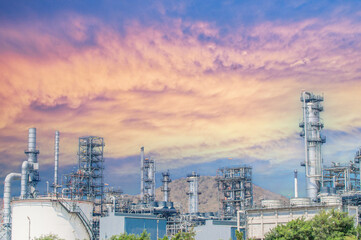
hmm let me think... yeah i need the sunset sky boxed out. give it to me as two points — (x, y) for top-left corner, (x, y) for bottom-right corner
(1, 1), (361, 197)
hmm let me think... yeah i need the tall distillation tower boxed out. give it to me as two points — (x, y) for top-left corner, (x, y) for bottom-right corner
(161, 171), (171, 202)
(140, 147), (156, 203)
(299, 91), (326, 200)
(187, 171), (201, 214)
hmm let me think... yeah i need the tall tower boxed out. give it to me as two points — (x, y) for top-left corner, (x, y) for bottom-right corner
(187, 171), (201, 214)
(300, 91), (325, 200)
(65, 136), (105, 239)
(161, 171), (171, 202)
(216, 166), (253, 218)
(140, 147), (156, 203)
(24, 128), (40, 198)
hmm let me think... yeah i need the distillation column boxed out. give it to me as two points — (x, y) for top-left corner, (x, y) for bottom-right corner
(54, 131), (59, 194)
(22, 128), (40, 198)
(187, 171), (201, 214)
(161, 171), (171, 202)
(140, 147), (156, 203)
(140, 147), (145, 201)
(300, 91), (325, 200)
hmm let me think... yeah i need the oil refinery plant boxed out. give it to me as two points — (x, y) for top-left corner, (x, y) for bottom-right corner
(1, 90), (361, 240)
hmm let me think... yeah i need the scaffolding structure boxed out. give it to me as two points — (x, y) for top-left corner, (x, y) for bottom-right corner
(65, 136), (105, 239)
(161, 171), (172, 202)
(140, 147), (156, 203)
(300, 91), (326, 201)
(322, 163), (360, 193)
(216, 166), (253, 218)
(186, 172), (201, 214)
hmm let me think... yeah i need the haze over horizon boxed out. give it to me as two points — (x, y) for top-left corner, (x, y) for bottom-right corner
(1, 0), (361, 197)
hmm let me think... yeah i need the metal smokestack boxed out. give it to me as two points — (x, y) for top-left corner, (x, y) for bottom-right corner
(27, 128), (37, 163)
(54, 131), (59, 193)
(294, 170), (298, 198)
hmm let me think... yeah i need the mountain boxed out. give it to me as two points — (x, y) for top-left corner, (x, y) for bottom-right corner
(154, 175), (289, 213)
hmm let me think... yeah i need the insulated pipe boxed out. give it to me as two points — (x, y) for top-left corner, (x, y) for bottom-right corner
(20, 161), (30, 199)
(294, 170), (298, 198)
(3, 172), (21, 240)
(54, 131), (59, 193)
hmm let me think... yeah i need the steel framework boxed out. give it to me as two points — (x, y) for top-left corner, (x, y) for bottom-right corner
(216, 166), (253, 218)
(140, 147), (156, 203)
(65, 136), (105, 240)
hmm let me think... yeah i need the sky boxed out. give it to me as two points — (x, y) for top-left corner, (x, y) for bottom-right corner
(1, 0), (361, 198)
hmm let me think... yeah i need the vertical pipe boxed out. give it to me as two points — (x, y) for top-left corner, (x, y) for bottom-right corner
(54, 131), (59, 193)
(140, 147), (144, 201)
(3, 173), (21, 240)
(27, 128), (37, 163)
(20, 161), (29, 199)
(294, 170), (298, 198)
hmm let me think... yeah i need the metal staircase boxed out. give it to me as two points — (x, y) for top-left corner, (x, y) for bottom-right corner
(57, 199), (94, 240)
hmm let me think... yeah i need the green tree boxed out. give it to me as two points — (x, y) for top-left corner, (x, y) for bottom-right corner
(265, 217), (312, 240)
(311, 209), (355, 239)
(265, 209), (357, 240)
(235, 230), (244, 240)
(33, 234), (65, 240)
(171, 228), (196, 240)
(110, 230), (150, 240)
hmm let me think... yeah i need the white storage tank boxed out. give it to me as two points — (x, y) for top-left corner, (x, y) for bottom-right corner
(290, 197), (311, 207)
(261, 199), (283, 208)
(11, 198), (93, 240)
(320, 196), (342, 206)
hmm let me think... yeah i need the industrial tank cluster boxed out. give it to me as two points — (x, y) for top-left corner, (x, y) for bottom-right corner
(2, 90), (361, 240)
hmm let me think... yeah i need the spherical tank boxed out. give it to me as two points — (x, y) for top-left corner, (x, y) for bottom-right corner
(11, 198), (93, 240)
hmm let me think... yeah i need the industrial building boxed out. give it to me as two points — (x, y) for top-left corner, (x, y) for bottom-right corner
(237, 91), (361, 239)
(2, 90), (361, 240)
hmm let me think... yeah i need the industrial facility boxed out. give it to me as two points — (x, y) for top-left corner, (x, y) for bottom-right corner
(1, 90), (361, 240)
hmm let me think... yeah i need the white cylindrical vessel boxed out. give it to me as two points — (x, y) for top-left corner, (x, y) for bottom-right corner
(11, 198), (93, 240)
(320, 196), (342, 206)
(290, 197), (311, 206)
(261, 199), (283, 208)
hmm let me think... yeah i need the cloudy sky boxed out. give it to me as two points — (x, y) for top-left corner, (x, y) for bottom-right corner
(1, 0), (361, 197)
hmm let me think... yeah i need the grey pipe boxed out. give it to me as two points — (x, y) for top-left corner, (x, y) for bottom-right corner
(294, 170), (298, 198)
(54, 131), (59, 193)
(27, 128), (37, 163)
(4, 172), (21, 240)
(20, 161), (30, 199)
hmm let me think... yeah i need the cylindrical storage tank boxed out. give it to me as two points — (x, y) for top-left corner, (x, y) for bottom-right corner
(158, 201), (167, 208)
(150, 201), (158, 207)
(11, 198), (93, 240)
(320, 196), (342, 206)
(166, 202), (174, 209)
(261, 199), (283, 208)
(290, 197), (311, 206)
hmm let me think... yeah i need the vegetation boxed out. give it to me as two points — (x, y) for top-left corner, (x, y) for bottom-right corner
(110, 230), (151, 240)
(33, 234), (65, 240)
(235, 230), (244, 240)
(110, 229), (195, 240)
(265, 209), (358, 240)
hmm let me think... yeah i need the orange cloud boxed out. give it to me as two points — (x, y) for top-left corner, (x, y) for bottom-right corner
(0, 14), (361, 177)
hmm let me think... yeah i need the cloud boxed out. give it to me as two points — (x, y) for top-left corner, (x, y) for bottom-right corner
(0, 10), (361, 198)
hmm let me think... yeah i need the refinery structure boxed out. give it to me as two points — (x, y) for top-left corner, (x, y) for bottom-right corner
(1, 90), (361, 240)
